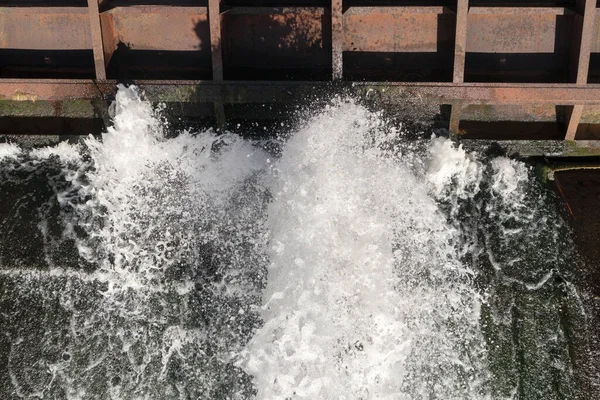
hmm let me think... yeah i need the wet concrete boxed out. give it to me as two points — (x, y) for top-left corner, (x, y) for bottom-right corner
(554, 169), (600, 295)
(554, 168), (600, 394)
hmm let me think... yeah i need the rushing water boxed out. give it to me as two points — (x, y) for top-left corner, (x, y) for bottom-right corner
(0, 86), (597, 399)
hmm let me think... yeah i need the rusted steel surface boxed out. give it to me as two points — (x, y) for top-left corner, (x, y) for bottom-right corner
(100, 7), (209, 51)
(99, 6), (211, 79)
(0, 8), (91, 50)
(469, 6), (572, 15)
(208, 0), (223, 81)
(3, 1), (600, 142)
(5, 80), (600, 104)
(466, 14), (570, 54)
(591, 8), (600, 52)
(449, 102), (464, 133)
(453, 0), (468, 83)
(343, 7), (453, 53)
(221, 7), (330, 80)
(566, 104), (585, 140)
(0, 80), (108, 101)
(87, 0), (107, 80)
(572, 0), (596, 84)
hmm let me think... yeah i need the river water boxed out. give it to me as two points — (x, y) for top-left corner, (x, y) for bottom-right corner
(0, 86), (598, 399)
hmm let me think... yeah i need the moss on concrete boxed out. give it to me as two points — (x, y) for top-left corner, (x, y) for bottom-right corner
(0, 101), (55, 117)
(62, 101), (96, 118)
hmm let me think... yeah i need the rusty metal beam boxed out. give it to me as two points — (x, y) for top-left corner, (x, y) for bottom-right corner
(565, 104), (584, 140)
(0, 80), (108, 101)
(0, 8), (91, 50)
(469, 7), (572, 16)
(208, 0), (223, 81)
(344, 6), (450, 16)
(0, 7), (87, 15)
(573, 0), (596, 84)
(222, 6), (323, 15)
(87, 0), (106, 81)
(102, 5), (208, 14)
(7, 80), (600, 105)
(331, 0), (343, 81)
(450, 1), (469, 134)
(449, 102), (464, 134)
(562, 0), (596, 139)
(453, 0), (469, 84)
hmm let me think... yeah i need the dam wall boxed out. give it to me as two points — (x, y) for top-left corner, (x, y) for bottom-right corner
(2, 1), (600, 154)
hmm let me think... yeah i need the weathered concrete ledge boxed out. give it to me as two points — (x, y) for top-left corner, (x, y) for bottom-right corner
(3, 80), (600, 157)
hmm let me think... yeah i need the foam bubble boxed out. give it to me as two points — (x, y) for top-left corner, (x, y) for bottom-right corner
(0, 142), (21, 160)
(240, 99), (490, 399)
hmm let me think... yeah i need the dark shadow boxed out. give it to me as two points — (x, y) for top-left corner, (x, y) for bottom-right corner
(465, 53), (570, 83)
(342, 13), (455, 82)
(221, 10), (332, 80)
(0, 49), (95, 79)
(0, 117), (104, 136)
(161, 103), (215, 135)
(465, 14), (573, 83)
(107, 17), (211, 80)
(343, 52), (453, 82)
(586, 54), (600, 83)
(574, 124), (600, 140)
(458, 120), (565, 140)
(434, 104), (452, 130)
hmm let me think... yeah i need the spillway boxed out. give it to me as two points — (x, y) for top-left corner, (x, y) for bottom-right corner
(0, 86), (598, 399)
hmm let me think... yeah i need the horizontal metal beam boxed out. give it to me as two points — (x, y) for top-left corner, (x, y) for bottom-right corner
(344, 6), (451, 16)
(5, 80), (600, 105)
(0, 7), (88, 15)
(222, 6), (323, 15)
(469, 7), (573, 16)
(102, 6), (208, 15)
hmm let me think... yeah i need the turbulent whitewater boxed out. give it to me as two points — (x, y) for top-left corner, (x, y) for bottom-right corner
(0, 86), (594, 399)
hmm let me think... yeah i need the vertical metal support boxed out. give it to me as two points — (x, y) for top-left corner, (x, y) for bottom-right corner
(449, 102), (464, 135)
(87, 0), (107, 80)
(565, 105), (584, 140)
(562, 0), (595, 140)
(331, 0), (343, 81)
(572, 0), (596, 84)
(450, 0), (469, 134)
(453, 0), (469, 83)
(208, 0), (223, 82)
(209, 0), (225, 129)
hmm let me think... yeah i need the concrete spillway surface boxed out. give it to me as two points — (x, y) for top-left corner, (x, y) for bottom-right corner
(0, 86), (598, 399)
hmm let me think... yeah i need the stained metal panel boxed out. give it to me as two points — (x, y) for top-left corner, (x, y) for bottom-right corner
(343, 7), (449, 53)
(467, 13), (572, 54)
(101, 6), (210, 51)
(221, 7), (331, 79)
(0, 8), (92, 50)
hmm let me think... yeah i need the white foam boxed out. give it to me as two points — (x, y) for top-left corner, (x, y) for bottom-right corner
(4, 88), (516, 399)
(240, 99), (490, 399)
(31, 141), (84, 165)
(6, 85), (272, 399)
(0, 142), (21, 160)
(489, 157), (530, 212)
(426, 136), (482, 205)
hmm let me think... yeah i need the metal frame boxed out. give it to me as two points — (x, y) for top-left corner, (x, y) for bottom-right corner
(2, 1), (600, 141)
